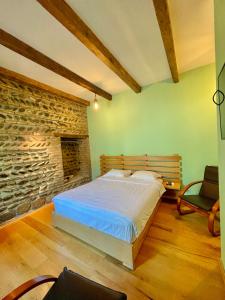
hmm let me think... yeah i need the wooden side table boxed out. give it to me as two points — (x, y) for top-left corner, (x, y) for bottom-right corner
(162, 181), (181, 201)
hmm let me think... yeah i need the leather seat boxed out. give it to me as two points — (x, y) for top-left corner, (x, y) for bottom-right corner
(181, 195), (216, 211)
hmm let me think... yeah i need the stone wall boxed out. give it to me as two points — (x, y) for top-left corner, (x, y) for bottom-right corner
(0, 75), (91, 223)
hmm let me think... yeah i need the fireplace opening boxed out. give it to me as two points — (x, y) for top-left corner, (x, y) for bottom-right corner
(61, 137), (80, 180)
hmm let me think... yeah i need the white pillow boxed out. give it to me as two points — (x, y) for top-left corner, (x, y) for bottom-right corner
(131, 170), (162, 181)
(103, 169), (131, 178)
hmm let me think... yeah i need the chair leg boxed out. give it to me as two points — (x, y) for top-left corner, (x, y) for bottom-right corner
(208, 212), (220, 237)
(177, 197), (195, 215)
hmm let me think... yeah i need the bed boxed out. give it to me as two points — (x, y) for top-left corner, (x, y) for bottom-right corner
(53, 154), (182, 269)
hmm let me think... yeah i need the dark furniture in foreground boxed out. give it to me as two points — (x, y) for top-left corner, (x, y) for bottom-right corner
(177, 166), (220, 236)
(3, 267), (127, 300)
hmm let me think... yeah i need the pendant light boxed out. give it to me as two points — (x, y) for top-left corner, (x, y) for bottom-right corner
(93, 94), (99, 111)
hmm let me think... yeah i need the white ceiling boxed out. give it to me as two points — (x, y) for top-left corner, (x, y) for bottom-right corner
(170, 0), (215, 72)
(0, 0), (215, 101)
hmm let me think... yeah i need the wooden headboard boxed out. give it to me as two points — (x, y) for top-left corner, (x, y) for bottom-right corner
(100, 154), (182, 183)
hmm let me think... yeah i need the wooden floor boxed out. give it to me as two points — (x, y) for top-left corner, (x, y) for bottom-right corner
(0, 202), (224, 300)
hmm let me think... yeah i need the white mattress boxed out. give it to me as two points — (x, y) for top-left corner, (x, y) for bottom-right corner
(53, 176), (165, 243)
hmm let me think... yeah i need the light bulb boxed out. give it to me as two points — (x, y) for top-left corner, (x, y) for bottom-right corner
(93, 94), (99, 111)
(94, 100), (99, 110)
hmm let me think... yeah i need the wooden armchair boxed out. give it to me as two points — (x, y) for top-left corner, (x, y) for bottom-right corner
(3, 267), (127, 300)
(177, 166), (220, 236)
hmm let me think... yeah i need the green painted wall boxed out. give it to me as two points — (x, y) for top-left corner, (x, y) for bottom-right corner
(88, 64), (217, 193)
(214, 0), (225, 266)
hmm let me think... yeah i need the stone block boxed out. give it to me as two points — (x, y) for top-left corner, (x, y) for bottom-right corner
(16, 201), (31, 215)
(1, 192), (13, 201)
(31, 197), (46, 209)
(0, 209), (16, 222)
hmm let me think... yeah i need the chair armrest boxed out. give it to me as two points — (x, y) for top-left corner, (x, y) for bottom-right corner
(212, 200), (220, 213)
(179, 180), (203, 197)
(2, 275), (57, 300)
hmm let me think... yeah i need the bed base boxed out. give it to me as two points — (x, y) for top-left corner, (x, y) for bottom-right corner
(53, 200), (161, 270)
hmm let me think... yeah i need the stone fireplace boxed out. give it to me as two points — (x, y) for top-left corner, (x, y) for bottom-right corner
(59, 135), (90, 189)
(61, 137), (80, 179)
(0, 74), (91, 223)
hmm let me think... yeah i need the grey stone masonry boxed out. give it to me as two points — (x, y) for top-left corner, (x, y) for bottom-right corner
(0, 75), (91, 223)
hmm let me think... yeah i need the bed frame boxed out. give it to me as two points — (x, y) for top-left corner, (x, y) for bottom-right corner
(53, 154), (182, 270)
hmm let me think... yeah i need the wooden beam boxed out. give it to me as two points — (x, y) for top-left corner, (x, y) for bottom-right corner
(153, 0), (179, 82)
(0, 28), (112, 100)
(0, 66), (90, 106)
(37, 0), (141, 93)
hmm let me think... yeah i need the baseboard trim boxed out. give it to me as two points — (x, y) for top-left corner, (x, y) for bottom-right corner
(219, 258), (225, 285)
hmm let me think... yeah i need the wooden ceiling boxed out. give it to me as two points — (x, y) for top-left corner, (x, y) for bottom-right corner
(0, 0), (214, 103)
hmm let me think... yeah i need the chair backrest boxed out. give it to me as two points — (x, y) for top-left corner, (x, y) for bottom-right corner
(199, 166), (219, 201)
(43, 267), (127, 300)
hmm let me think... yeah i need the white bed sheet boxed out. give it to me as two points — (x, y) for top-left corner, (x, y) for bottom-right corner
(53, 176), (165, 243)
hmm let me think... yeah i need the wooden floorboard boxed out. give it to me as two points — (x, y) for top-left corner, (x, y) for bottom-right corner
(0, 202), (224, 300)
